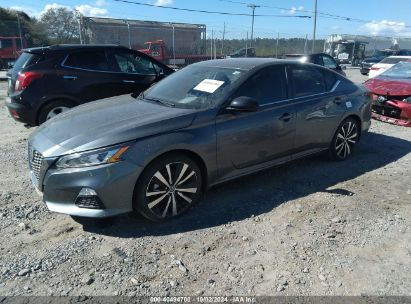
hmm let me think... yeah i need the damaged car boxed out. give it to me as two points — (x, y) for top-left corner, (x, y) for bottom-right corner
(364, 61), (411, 127)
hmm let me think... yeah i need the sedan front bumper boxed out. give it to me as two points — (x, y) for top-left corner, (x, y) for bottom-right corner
(41, 161), (143, 218)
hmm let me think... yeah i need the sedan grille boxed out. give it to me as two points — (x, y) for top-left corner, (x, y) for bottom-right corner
(372, 104), (402, 119)
(31, 150), (44, 181)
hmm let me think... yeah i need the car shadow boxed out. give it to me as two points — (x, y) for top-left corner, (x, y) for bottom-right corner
(78, 131), (411, 237)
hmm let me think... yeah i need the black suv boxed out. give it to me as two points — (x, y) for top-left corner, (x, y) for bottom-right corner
(5, 44), (173, 126)
(282, 53), (346, 76)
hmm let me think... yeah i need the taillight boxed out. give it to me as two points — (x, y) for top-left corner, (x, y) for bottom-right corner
(15, 71), (42, 91)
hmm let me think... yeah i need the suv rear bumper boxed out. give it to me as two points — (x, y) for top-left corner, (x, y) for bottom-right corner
(5, 95), (36, 126)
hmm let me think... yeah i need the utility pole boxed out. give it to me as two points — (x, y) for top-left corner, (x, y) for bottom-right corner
(126, 21), (131, 48)
(247, 4), (260, 48)
(304, 34), (308, 54)
(312, 0), (318, 53)
(246, 31), (248, 56)
(172, 25), (176, 65)
(16, 14), (23, 48)
(78, 14), (83, 44)
(211, 30), (214, 60)
(221, 22), (225, 56)
(275, 32), (279, 58)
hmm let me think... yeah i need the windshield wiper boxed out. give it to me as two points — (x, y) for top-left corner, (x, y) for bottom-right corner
(145, 97), (175, 108)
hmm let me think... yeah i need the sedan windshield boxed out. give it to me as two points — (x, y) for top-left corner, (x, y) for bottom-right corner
(142, 65), (246, 109)
(381, 62), (411, 79)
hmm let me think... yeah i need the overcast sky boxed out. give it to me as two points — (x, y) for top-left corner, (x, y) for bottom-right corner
(2, 0), (411, 39)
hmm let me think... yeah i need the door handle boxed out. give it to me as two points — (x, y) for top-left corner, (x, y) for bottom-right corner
(122, 80), (136, 83)
(279, 113), (292, 122)
(334, 97), (343, 105)
(63, 75), (77, 80)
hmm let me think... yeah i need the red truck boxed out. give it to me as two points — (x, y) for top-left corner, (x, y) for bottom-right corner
(139, 40), (222, 67)
(0, 36), (27, 69)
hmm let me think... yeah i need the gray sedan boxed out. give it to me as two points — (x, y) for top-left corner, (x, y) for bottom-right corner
(27, 59), (372, 221)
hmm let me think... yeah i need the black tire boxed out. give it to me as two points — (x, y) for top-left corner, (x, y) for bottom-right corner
(360, 72), (368, 76)
(328, 117), (360, 161)
(134, 154), (203, 222)
(38, 100), (74, 125)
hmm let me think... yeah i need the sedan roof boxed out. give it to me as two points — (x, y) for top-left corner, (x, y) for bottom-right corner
(195, 58), (293, 70)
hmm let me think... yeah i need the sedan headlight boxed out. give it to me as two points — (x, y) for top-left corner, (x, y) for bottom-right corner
(56, 144), (131, 169)
(403, 97), (411, 104)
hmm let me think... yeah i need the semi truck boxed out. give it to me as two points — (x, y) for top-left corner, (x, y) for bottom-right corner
(324, 35), (367, 66)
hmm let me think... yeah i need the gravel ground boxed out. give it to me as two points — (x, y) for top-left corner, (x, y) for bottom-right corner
(0, 69), (410, 296)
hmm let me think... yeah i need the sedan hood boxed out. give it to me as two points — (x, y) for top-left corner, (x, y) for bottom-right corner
(364, 77), (411, 96)
(30, 95), (197, 157)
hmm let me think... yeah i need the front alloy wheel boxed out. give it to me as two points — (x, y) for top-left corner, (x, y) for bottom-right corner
(135, 155), (202, 221)
(330, 118), (359, 160)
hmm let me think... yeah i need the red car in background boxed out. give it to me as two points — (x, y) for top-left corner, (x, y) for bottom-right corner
(364, 61), (411, 127)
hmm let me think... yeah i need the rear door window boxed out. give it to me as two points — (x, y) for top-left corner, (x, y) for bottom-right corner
(234, 65), (287, 105)
(64, 51), (110, 71)
(322, 55), (338, 69)
(109, 51), (157, 74)
(288, 64), (326, 97)
(312, 55), (323, 66)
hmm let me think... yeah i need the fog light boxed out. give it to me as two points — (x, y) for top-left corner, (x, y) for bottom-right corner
(75, 188), (105, 209)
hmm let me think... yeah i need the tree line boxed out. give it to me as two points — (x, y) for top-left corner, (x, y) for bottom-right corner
(0, 6), (79, 46)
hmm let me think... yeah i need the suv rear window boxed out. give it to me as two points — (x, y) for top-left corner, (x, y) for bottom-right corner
(322, 69), (337, 91)
(64, 51), (110, 71)
(13, 52), (43, 71)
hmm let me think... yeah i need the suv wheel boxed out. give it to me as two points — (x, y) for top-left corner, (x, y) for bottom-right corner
(38, 100), (74, 125)
(134, 154), (203, 222)
(329, 117), (359, 161)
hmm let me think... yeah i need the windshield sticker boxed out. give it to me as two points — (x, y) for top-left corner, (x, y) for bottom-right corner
(193, 79), (225, 94)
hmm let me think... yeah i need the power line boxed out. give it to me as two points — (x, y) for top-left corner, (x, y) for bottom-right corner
(217, 0), (411, 28)
(111, 0), (311, 18)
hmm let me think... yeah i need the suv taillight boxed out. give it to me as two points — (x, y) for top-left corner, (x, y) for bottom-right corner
(15, 71), (42, 92)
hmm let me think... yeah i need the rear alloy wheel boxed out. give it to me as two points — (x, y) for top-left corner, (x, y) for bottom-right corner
(329, 118), (359, 160)
(38, 100), (74, 125)
(135, 155), (202, 221)
(46, 106), (70, 120)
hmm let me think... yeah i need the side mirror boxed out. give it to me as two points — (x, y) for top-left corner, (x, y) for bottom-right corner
(156, 68), (165, 77)
(226, 96), (258, 112)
